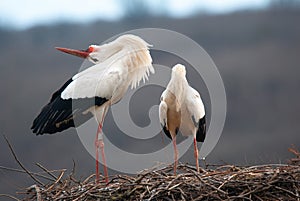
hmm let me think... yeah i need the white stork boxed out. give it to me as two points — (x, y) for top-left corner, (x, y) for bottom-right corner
(159, 64), (206, 174)
(31, 34), (154, 183)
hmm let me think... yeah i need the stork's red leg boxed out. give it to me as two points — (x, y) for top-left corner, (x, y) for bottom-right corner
(95, 124), (108, 184)
(172, 136), (178, 175)
(193, 138), (199, 173)
(95, 124), (101, 183)
(95, 106), (109, 184)
(100, 140), (108, 184)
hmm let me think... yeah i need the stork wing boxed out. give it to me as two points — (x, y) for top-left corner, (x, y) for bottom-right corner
(62, 71), (123, 100)
(31, 63), (125, 135)
(31, 77), (109, 134)
(185, 87), (206, 142)
(159, 90), (172, 139)
(159, 102), (167, 127)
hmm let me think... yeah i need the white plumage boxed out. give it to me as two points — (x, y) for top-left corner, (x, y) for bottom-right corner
(32, 34), (154, 183)
(62, 35), (154, 101)
(159, 64), (206, 173)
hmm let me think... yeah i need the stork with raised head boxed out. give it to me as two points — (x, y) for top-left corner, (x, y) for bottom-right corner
(159, 64), (206, 173)
(31, 34), (154, 183)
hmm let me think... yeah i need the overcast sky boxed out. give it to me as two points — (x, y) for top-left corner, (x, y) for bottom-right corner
(0, 0), (269, 30)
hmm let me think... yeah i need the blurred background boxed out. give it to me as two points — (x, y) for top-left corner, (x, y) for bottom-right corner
(1, 0), (300, 197)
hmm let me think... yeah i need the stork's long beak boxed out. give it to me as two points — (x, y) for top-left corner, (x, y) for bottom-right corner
(55, 47), (92, 58)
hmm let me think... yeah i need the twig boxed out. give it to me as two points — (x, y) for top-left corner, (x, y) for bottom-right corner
(46, 170), (65, 191)
(35, 162), (65, 184)
(3, 135), (44, 186)
(189, 168), (227, 195)
(71, 159), (76, 176)
(0, 194), (21, 201)
(27, 185), (42, 201)
(0, 165), (55, 182)
(274, 185), (300, 198)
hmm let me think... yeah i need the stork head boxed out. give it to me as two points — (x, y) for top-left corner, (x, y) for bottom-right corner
(55, 34), (152, 64)
(55, 45), (101, 63)
(172, 64), (186, 77)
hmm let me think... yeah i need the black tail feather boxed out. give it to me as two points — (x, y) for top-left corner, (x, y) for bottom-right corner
(196, 116), (206, 142)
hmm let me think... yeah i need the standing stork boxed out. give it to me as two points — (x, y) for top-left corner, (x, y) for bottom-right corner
(159, 64), (206, 174)
(31, 34), (154, 183)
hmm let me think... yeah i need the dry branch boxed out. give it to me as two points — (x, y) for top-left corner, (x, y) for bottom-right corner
(3, 135), (44, 186)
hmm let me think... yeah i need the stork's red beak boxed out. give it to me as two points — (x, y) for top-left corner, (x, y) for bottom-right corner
(55, 47), (94, 58)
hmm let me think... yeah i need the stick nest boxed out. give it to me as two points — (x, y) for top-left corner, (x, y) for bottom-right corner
(18, 148), (300, 201)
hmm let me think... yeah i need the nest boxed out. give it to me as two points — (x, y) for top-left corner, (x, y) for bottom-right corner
(2, 137), (300, 201)
(16, 148), (299, 201)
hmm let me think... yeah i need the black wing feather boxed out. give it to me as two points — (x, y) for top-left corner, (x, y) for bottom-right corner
(162, 124), (179, 140)
(31, 78), (108, 135)
(196, 115), (206, 142)
(163, 124), (172, 140)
